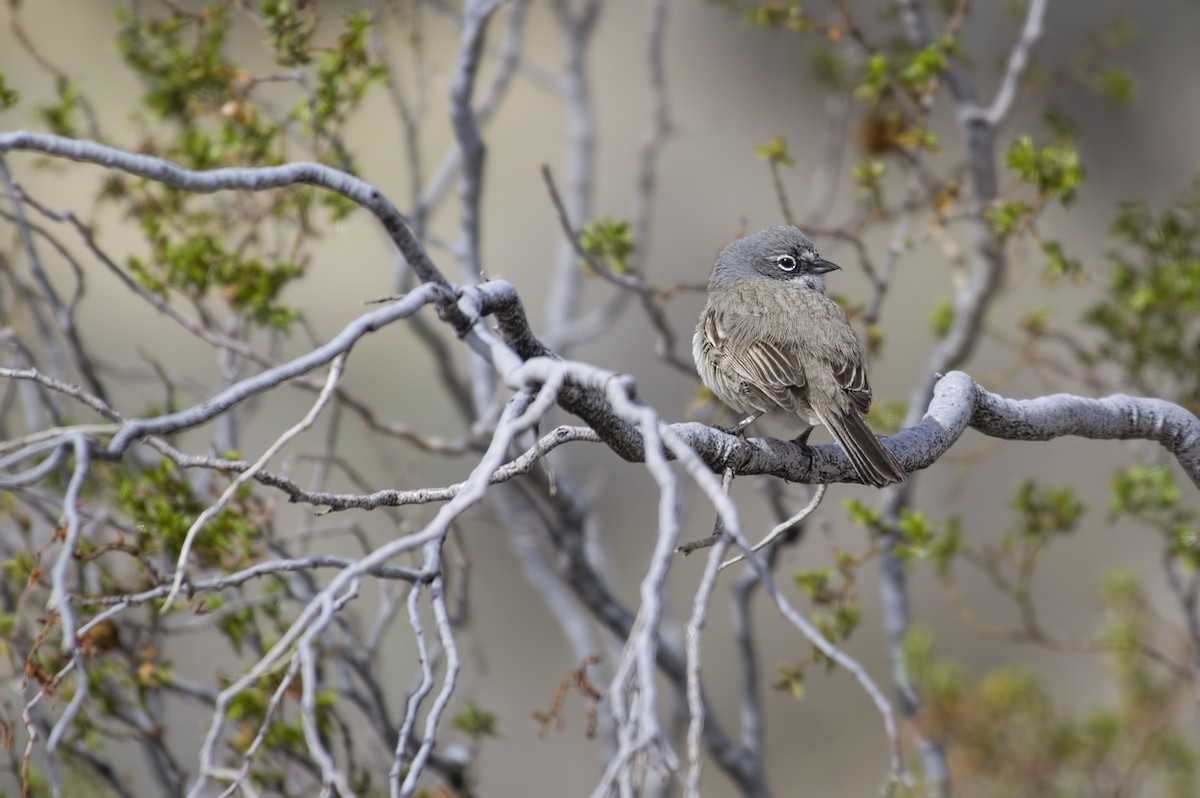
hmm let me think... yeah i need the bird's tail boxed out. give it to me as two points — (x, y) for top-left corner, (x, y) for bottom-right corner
(816, 405), (906, 487)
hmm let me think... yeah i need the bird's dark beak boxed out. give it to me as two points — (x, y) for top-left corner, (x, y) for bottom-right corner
(811, 258), (840, 275)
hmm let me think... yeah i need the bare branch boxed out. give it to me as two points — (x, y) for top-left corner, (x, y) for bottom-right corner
(400, 566), (459, 797)
(449, 0), (505, 417)
(885, 4), (1041, 785)
(718, 484), (828, 571)
(983, 0), (1049, 127)
(161, 352), (347, 610)
(0, 132), (468, 327)
(685, 469), (736, 798)
(390, 583), (431, 795)
(0, 160), (106, 402)
(544, 0), (604, 351)
(414, 0), (535, 225)
(800, 93), (851, 228)
(540, 165), (694, 374)
(103, 285), (449, 455)
(43, 435), (91, 797)
(450, 0), (502, 286)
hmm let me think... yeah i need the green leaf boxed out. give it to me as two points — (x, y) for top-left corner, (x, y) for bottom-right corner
(986, 199), (1034, 241)
(899, 43), (949, 93)
(929, 518), (963, 577)
(1018, 305), (1054, 337)
(809, 49), (845, 90)
(579, 218), (635, 274)
(453, 701), (498, 738)
(794, 569), (834, 604)
(1110, 464), (1180, 516)
(854, 53), (890, 102)
(1004, 136), (1085, 206)
(866, 399), (908, 435)
(260, 0), (316, 66)
(1041, 239), (1085, 284)
(1086, 174), (1200, 411)
(1011, 479), (1086, 538)
(33, 78), (82, 136)
(754, 135), (794, 167)
(928, 298), (955, 340)
(1099, 66), (1138, 106)
(852, 159), (886, 210)
(744, 0), (809, 31)
(773, 663), (806, 701)
(0, 70), (19, 111)
(844, 497), (884, 532)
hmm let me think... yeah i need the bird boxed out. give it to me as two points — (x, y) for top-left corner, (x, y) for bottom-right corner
(693, 225), (906, 487)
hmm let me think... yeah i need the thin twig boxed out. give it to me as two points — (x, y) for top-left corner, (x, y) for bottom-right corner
(719, 484), (828, 571)
(684, 467), (736, 797)
(160, 354), (347, 610)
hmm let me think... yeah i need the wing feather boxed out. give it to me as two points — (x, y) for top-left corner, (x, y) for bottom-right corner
(703, 305), (873, 415)
(704, 309), (804, 410)
(832, 360), (873, 415)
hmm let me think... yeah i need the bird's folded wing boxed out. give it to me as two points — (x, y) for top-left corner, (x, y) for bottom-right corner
(832, 359), (873, 415)
(704, 309), (873, 413)
(703, 310), (804, 409)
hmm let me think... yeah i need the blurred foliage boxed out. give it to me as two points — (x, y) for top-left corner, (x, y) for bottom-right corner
(1, 3), (407, 792)
(1086, 174), (1200, 412)
(843, 499), (962, 574)
(906, 615), (1197, 798)
(1098, 66), (1139, 106)
(579, 218), (635, 275)
(928, 297), (956, 340)
(1005, 136), (1084, 207)
(100, 0), (390, 331)
(1008, 479), (1085, 541)
(775, 545), (869, 696)
(226, 673), (339, 761)
(0, 71), (18, 111)
(32, 78), (83, 137)
(754, 135), (794, 167)
(261, 0), (319, 67)
(989, 135), (1088, 282)
(1110, 464), (1200, 568)
(865, 398), (908, 435)
(105, 458), (260, 566)
(127, 211), (306, 329)
(852, 158), (886, 210)
(453, 700), (499, 738)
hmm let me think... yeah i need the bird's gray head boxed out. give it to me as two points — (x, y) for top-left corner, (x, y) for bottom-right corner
(710, 225), (840, 294)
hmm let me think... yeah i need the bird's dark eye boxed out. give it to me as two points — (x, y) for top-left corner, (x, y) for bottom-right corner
(775, 254), (797, 272)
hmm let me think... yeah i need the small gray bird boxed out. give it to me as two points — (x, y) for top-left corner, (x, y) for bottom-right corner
(693, 225), (906, 487)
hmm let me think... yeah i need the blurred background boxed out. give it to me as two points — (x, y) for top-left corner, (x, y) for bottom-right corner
(3, 0), (1200, 795)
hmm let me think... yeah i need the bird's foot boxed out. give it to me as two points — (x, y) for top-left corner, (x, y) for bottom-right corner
(714, 413), (761, 438)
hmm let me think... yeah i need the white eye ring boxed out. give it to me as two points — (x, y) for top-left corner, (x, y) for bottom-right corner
(775, 254), (797, 271)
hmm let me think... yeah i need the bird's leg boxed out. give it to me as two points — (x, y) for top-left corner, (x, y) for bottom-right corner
(716, 411), (762, 438)
(732, 412), (762, 435)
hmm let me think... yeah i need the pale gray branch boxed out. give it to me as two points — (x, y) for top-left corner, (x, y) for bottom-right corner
(982, 0), (1049, 127)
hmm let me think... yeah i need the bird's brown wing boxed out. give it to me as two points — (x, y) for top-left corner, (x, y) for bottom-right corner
(703, 309), (803, 412)
(831, 359), (873, 415)
(703, 307), (873, 414)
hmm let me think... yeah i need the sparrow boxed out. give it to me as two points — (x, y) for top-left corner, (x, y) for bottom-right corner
(693, 225), (906, 487)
